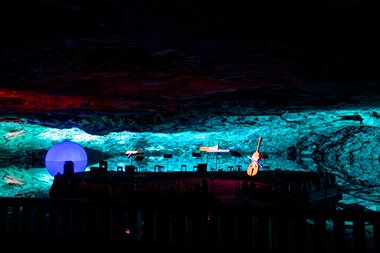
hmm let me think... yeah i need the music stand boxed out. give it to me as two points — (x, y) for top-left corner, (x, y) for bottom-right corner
(134, 156), (144, 171)
(99, 160), (108, 170)
(207, 149), (230, 171)
(230, 150), (242, 171)
(126, 150), (144, 165)
(163, 154), (173, 171)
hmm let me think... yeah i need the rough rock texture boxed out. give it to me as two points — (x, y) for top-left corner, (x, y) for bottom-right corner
(1, 0), (380, 132)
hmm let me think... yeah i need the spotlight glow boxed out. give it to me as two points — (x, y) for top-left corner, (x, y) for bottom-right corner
(45, 140), (87, 177)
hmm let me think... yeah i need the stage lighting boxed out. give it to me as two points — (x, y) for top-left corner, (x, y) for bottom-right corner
(163, 154), (173, 171)
(45, 140), (88, 177)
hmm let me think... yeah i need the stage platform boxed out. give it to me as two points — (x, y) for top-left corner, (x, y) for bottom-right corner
(49, 169), (342, 209)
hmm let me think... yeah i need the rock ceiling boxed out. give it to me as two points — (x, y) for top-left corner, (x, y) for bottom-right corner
(1, 0), (380, 134)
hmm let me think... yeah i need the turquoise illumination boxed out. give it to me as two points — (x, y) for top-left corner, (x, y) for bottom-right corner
(1, 108), (380, 211)
(45, 140), (88, 177)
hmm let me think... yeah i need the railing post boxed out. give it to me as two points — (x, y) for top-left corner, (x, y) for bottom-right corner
(48, 205), (57, 240)
(271, 216), (289, 252)
(314, 217), (327, 253)
(137, 211), (143, 242)
(374, 219), (380, 253)
(333, 215), (345, 252)
(11, 205), (21, 237)
(295, 215), (307, 253)
(0, 205), (7, 238)
(34, 206), (45, 239)
(61, 206), (71, 241)
(251, 215), (270, 252)
(1, 197), (380, 252)
(112, 206), (126, 241)
(176, 210), (187, 246)
(20, 205), (30, 239)
(84, 206), (98, 242)
(71, 206), (85, 242)
(98, 206), (112, 241)
(353, 217), (366, 252)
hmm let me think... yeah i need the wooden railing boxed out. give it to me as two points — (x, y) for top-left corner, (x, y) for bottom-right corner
(0, 197), (379, 252)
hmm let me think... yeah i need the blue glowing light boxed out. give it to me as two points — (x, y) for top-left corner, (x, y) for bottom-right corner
(45, 140), (88, 177)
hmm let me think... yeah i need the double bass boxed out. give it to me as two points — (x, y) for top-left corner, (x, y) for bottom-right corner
(247, 137), (262, 176)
